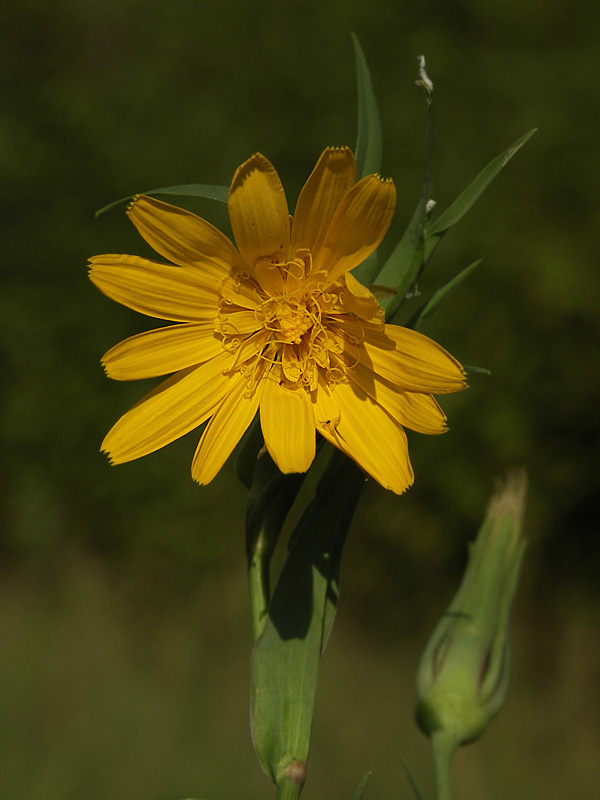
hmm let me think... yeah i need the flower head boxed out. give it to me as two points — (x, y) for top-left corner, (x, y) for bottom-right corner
(90, 147), (465, 493)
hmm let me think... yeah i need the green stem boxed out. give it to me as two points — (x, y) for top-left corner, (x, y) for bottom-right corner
(431, 731), (456, 800)
(276, 778), (303, 800)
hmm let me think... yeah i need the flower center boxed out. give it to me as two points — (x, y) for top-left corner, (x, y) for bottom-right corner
(216, 255), (362, 393)
(261, 296), (315, 345)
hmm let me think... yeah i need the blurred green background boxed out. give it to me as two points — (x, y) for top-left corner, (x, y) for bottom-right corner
(1, 0), (599, 798)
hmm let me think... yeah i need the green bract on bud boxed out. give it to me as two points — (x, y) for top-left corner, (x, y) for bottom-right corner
(415, 470), (527, 748)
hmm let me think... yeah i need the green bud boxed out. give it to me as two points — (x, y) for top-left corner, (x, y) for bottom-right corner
(416, 470), (527, 748)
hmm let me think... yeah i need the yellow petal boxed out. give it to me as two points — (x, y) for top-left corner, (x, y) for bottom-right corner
(260, 369), (315, 473)
(348, 360), (448, 434)
(220, 275), (263, 310)
(325, 380), (414, 495)
(340, 271), (384, 323)
(127, 195), (247, 282)
(290, 147), (356, 259)
(89, 254), (220, 322)
(228, 153), (290, 267)
(311, 378), (341, 427)
(221, 278), (263, 310)
(102, 322), (224, 381)
(224, 329), (270, 372)
(254, 261), (286, 296)
(192, 374), (264, 485)
(314, 175), (396, 281)
(281, 344), (301, 383)
(102, 349), (233, 463)
(359, 324), (467, 394)
(217, 309), (261, 336)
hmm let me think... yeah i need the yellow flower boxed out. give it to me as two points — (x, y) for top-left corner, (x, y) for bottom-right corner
(90, 147), (465, 494)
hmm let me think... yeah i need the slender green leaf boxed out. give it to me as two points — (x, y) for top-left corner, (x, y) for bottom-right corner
(250, 451), (364, 782)
(351, 771), (372, 800)
(398, 757), (426, 800)
(407, 259), (482, 331)
(464, 364), (491, 375)
(371, 93), (435, 318)
(350, 34), (383, 286)
(425, 129), (537, 259)
(352, 33), (382, 180)
(374, 195), (426, 320)
(95, 183), (229, 217)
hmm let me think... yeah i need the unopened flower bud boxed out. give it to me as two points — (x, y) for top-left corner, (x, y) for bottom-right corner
(415, 470), (527, 747)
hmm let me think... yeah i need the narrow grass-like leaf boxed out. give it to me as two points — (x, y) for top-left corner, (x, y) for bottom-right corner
(95, 183), (229, 217)
(407, 259), (482, 331)
(351, 771), (372, 800)
(350, 34), (383, 287)
(425, 129), (536, 259)
(464, 364), (491, 375)
(352, 33), (382, 180)
(375, 196), (426, 320)
(371, 92), (435, 318)
(250, 451), (364, 782)
(398, 757), (426, 800)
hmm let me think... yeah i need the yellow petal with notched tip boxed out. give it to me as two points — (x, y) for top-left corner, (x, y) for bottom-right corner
(334, 320), (466, 394)
(228, 153), (290, 267)
(314, 175), (396, 281)
(89, 254), (220, 322)
(290, 147), (357, 260)
(128, 195), (247, 279)
(192, 373), (265, 485)
(260, 369), (315, 473)
(102, 349), (233, 463)
(102, 322), (224, 381)
(347, 360), (448, 435)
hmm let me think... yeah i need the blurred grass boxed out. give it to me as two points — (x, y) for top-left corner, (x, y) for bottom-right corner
(1, 0), (600, 797)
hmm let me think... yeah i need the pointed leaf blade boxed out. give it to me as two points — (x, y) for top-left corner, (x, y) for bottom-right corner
(351, 34), (384, 286)
(425, 129), (536, 257)
(352, 771), (372, 800)
(352, 33), (382, 180)
(374, 194), (427, 320)
(408, 259), (482, 331)
(398, 756), (427, 800)
(464, 364), (491, 375)
(95, 183), (229, 217)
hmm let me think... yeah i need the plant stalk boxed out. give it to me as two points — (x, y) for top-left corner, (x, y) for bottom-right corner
(431, 731), (456, 800)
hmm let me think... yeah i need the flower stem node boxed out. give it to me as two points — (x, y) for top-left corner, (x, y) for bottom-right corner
(275, 759), (307, 800)
(415, 470), (527, 749)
